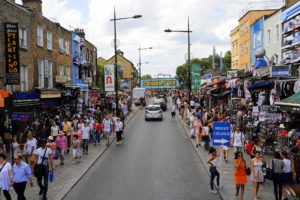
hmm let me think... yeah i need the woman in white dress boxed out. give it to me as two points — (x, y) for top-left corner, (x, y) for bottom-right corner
(250, 151), (264, 200)
(0, 153), (13, 200)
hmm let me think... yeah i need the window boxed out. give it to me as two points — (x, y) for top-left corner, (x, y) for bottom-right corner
(19, 28), (27, 49)
(257, 31), (262, 47)
(59, 38), (64, 53)
(253, 34), (257, 49)
(20, 65), (28, 91)
(48, 61), (53, 88)
(86, 48), (89, 61)
(75, 65), (79, 79)
(38, 59), (45, 88)
(37, 26), (43, 47)
(66, 66), (71, 80)
(75, 42), (80, 57)
(275, 24), (280, 43)
(267, 29), (271, 47)
(90, 50), (93, 62)
(65, 41), (70, 55)
(60, 65), (65, 76)
(6, 85), (14, 93)
(47, 31), (52, 50)
(245, 21), (249, 33)
(245, 42), (248, 53)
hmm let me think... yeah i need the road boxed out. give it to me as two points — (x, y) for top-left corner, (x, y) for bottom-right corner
(64, 104), (221, 200)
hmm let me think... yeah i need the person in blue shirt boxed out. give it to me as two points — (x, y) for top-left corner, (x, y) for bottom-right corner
(12, 154), (33, 200)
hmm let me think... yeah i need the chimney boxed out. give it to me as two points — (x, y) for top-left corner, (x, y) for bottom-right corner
(74, 28), (85, 39)
(117, 50), (124, 56)
(22, 0), (42, 14)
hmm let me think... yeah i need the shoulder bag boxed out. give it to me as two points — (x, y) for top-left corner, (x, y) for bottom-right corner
(34, 148), (47, 177)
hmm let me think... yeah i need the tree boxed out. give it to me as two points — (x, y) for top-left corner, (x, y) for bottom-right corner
(176, 64), (188, 88)
(141, 74), (152, 80)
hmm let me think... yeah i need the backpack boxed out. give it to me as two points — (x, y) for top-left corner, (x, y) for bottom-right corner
(246, 141), (255, 155)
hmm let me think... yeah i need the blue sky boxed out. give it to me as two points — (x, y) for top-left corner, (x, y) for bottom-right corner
(15, 0), (283, 76)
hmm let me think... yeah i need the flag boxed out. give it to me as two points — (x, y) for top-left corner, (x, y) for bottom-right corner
(220, 51), (224, 72)
(212, 45), (216, 70)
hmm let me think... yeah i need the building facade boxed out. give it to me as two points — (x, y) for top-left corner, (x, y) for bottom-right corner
(264, 10), (282, 65)
(105, 50), (139, 90)
(280, 1), (300, 72)
(230, 26), (239, 70)
(250, 17), (265, 67)
(71, 29), (97, 107)
(238, 10), (276, 71)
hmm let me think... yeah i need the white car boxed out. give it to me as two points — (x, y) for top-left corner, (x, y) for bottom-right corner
(145, 105), (163, 121)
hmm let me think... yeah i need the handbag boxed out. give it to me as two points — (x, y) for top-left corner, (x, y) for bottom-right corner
(34, 148), (47, 177)
(244, 159), (251, 175)
(265, 160), (274, 180)
(53, 151), (59, 160)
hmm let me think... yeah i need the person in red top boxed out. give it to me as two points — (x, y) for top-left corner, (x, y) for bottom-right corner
(72, 126), (82, 141)
(93, 119), (103, 145)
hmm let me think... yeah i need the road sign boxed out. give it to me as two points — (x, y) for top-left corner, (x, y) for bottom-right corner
(212, 122), (231, 147)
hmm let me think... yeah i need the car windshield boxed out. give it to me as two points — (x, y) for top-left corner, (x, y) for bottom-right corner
(146, 106), (160, 111)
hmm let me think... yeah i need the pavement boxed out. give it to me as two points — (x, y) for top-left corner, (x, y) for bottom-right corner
(64, 100), (221, 200)
(176, 110), (275, 200)
(8, 106), (139, 200)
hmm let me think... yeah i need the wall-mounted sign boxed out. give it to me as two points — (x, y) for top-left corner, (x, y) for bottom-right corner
(12, 113), (30, 122)
(227, 70), (238, 79)
(5, 23), (20, 84)
(13, 91), (40, 107)
(104, 64), (115, 92)
(55, 75), (67, 83)
(254, 66), (270, 78)
(271, 66), (291, 77)
(141, 78), (178, 89)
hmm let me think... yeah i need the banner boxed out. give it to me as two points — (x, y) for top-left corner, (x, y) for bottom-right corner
(141, 78), (178, 89)
(104, 64), (115, 92)
(5, 23), (20, 84)
(191, 64), (201, 92)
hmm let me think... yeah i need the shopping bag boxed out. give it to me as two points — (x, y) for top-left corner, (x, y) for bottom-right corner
(49, 170), (54, 182)
(53, 151), (59, 160)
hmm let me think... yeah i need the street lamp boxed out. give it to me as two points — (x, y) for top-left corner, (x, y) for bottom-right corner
(164, 17), (192, 101)
(110, 6), (142, 116)
(138, 46), (153, 87)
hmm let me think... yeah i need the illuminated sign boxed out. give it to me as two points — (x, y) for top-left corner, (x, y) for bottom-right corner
(5, 23), (20, 84)
(141, 78), (178, 89)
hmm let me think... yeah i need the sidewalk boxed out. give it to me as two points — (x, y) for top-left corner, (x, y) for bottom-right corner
(176, 113), (275, 200)
(8, 107), (139, 200)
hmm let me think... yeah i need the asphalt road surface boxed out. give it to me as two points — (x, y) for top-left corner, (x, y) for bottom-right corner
(64, 105), (221, 200)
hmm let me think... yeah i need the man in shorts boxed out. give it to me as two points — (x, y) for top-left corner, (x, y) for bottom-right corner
(102, 114), (113, 146)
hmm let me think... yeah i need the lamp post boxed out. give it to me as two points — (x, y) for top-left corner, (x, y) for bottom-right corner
(165, 17), (192, 101)
(138, 46), (153, 87)
(110, 6), (142, 115)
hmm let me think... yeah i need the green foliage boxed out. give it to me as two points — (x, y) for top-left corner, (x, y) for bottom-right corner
(96, 64), (105, 91)
(141, 74), (152, 80)
(175, 51), (232, 86)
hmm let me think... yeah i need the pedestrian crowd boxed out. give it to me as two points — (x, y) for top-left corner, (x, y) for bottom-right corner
(171, 90), (298, 200)
(0, 96), (131, 200)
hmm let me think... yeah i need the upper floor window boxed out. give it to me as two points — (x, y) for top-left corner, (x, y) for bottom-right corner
(266, 29), (271, 47)
(20, 65), (28, 91)
(65, 41), (70, 55)
(275, 24), (280, 43)
(60, 65), (65, 76)
(47, 31), (52, 50)
(19, 28), (27, 49)
(59, 38), (65, 53)
(37, 26), (43, 47)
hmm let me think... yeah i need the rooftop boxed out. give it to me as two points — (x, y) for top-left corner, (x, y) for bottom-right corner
(239, 0), (284, 20)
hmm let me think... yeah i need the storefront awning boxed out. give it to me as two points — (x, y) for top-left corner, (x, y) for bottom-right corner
(275, 92), (300, 108)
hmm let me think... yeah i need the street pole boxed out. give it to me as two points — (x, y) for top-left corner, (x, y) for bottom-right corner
(187, 17), (191, 102)
(113, 6), (119, 116)
(139, 46), (141, 87)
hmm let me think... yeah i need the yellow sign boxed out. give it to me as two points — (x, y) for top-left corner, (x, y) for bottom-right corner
(142, 79), (178, 88)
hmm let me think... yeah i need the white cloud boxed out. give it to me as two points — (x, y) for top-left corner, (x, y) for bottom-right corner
(16, 0), (253, 76)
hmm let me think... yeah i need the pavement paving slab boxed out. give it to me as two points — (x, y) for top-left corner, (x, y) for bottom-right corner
(7, 107), (139, 200)
(176, 112), (275, 200)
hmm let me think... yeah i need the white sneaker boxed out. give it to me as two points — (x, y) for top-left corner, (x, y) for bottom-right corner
(210, 189), (217, 194)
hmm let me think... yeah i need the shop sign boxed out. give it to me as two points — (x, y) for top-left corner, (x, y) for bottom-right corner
(84, 77), (92, 84)
(253, 66), (270, 78)
(227, 70), (238, 79)
(261, 105), (270, 112)
(13, 91), (40, 107)
(12, 113), (30, 122)
(104, 64), (115, 92)
(271, 66), (291, 77)
(55, 75), (67, 83)
(5, 23), (20, 84)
